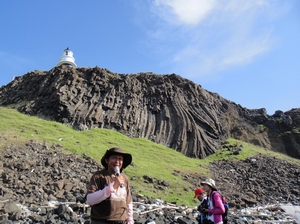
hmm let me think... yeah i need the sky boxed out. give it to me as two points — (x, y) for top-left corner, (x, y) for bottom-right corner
(0, 1), (299, 115)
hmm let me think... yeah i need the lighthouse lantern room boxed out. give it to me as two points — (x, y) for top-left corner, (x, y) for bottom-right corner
(56, 47), (77, 67)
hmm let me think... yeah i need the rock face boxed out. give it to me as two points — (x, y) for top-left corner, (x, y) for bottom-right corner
(0, 66), (299, 158)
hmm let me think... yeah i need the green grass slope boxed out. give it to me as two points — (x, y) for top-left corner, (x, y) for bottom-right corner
(0, 106), (299, 206)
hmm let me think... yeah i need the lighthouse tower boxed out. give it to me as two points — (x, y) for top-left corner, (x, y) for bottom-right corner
(56, 47), (77, 67)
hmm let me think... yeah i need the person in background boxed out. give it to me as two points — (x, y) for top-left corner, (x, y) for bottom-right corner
(194, 187), (208, 224)
(86, 147), (134, 224)
(200, 178), (225, 224)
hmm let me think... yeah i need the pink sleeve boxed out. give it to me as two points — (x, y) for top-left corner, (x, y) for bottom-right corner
(86, 182), (115, 206)
(209, 192), (225, 215)
(126, 202), (134, 224)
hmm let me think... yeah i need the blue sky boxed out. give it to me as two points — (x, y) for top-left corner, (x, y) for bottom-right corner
(1, 1), (299, 115)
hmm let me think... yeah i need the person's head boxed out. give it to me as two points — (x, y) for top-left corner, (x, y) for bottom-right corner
(193, 188), (206, 201)
(101, 147), (132, 172)
(200, 178), (218, 193)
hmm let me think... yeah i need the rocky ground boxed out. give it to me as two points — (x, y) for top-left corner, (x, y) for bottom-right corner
(0, 140), (299, 223)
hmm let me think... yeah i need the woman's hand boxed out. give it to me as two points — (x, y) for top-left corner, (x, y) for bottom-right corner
(202, 208), (209, 213)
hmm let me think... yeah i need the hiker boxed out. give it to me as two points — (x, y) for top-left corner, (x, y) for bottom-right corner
(194, 188), (208, 224)
(86, 147), (134, 224)
(200, 178), (225, 224)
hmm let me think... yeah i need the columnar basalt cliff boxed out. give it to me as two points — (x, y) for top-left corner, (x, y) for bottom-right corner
(0, 66), (299, 158)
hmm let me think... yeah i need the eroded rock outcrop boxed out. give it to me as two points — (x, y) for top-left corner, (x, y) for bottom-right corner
(0, 66), (299, 158)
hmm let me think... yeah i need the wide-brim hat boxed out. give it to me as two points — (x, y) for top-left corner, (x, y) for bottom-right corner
(200, 178), (218, 191)
(101, 147), (132, 170)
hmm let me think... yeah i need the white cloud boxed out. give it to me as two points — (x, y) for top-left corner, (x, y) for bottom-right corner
(142, 0), (288, 79)
(220, 31), (273, 68)
(153, 0), (217, 25)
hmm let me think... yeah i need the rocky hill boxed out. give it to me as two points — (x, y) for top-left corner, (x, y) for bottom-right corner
(0, 66), (299, 159)
(0, 141), (299, 223)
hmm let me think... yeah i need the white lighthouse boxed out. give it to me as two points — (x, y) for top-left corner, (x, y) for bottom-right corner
(56, 47), (77, 67)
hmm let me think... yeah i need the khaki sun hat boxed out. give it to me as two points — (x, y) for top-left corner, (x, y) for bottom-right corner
(200, 178), (218, 191)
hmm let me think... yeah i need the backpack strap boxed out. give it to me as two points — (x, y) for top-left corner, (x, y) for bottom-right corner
(210, 190), (217, 207)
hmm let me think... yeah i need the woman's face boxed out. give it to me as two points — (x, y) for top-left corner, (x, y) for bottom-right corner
(105, 154), (123, 172)
(203, 184), (211, 192)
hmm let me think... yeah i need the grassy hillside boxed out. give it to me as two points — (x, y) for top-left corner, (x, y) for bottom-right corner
(1, 106), (299, 206)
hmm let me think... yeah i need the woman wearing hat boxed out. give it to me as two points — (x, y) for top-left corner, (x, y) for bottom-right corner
(86, 147), (134, 224)
(200, 178), (225, 224)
